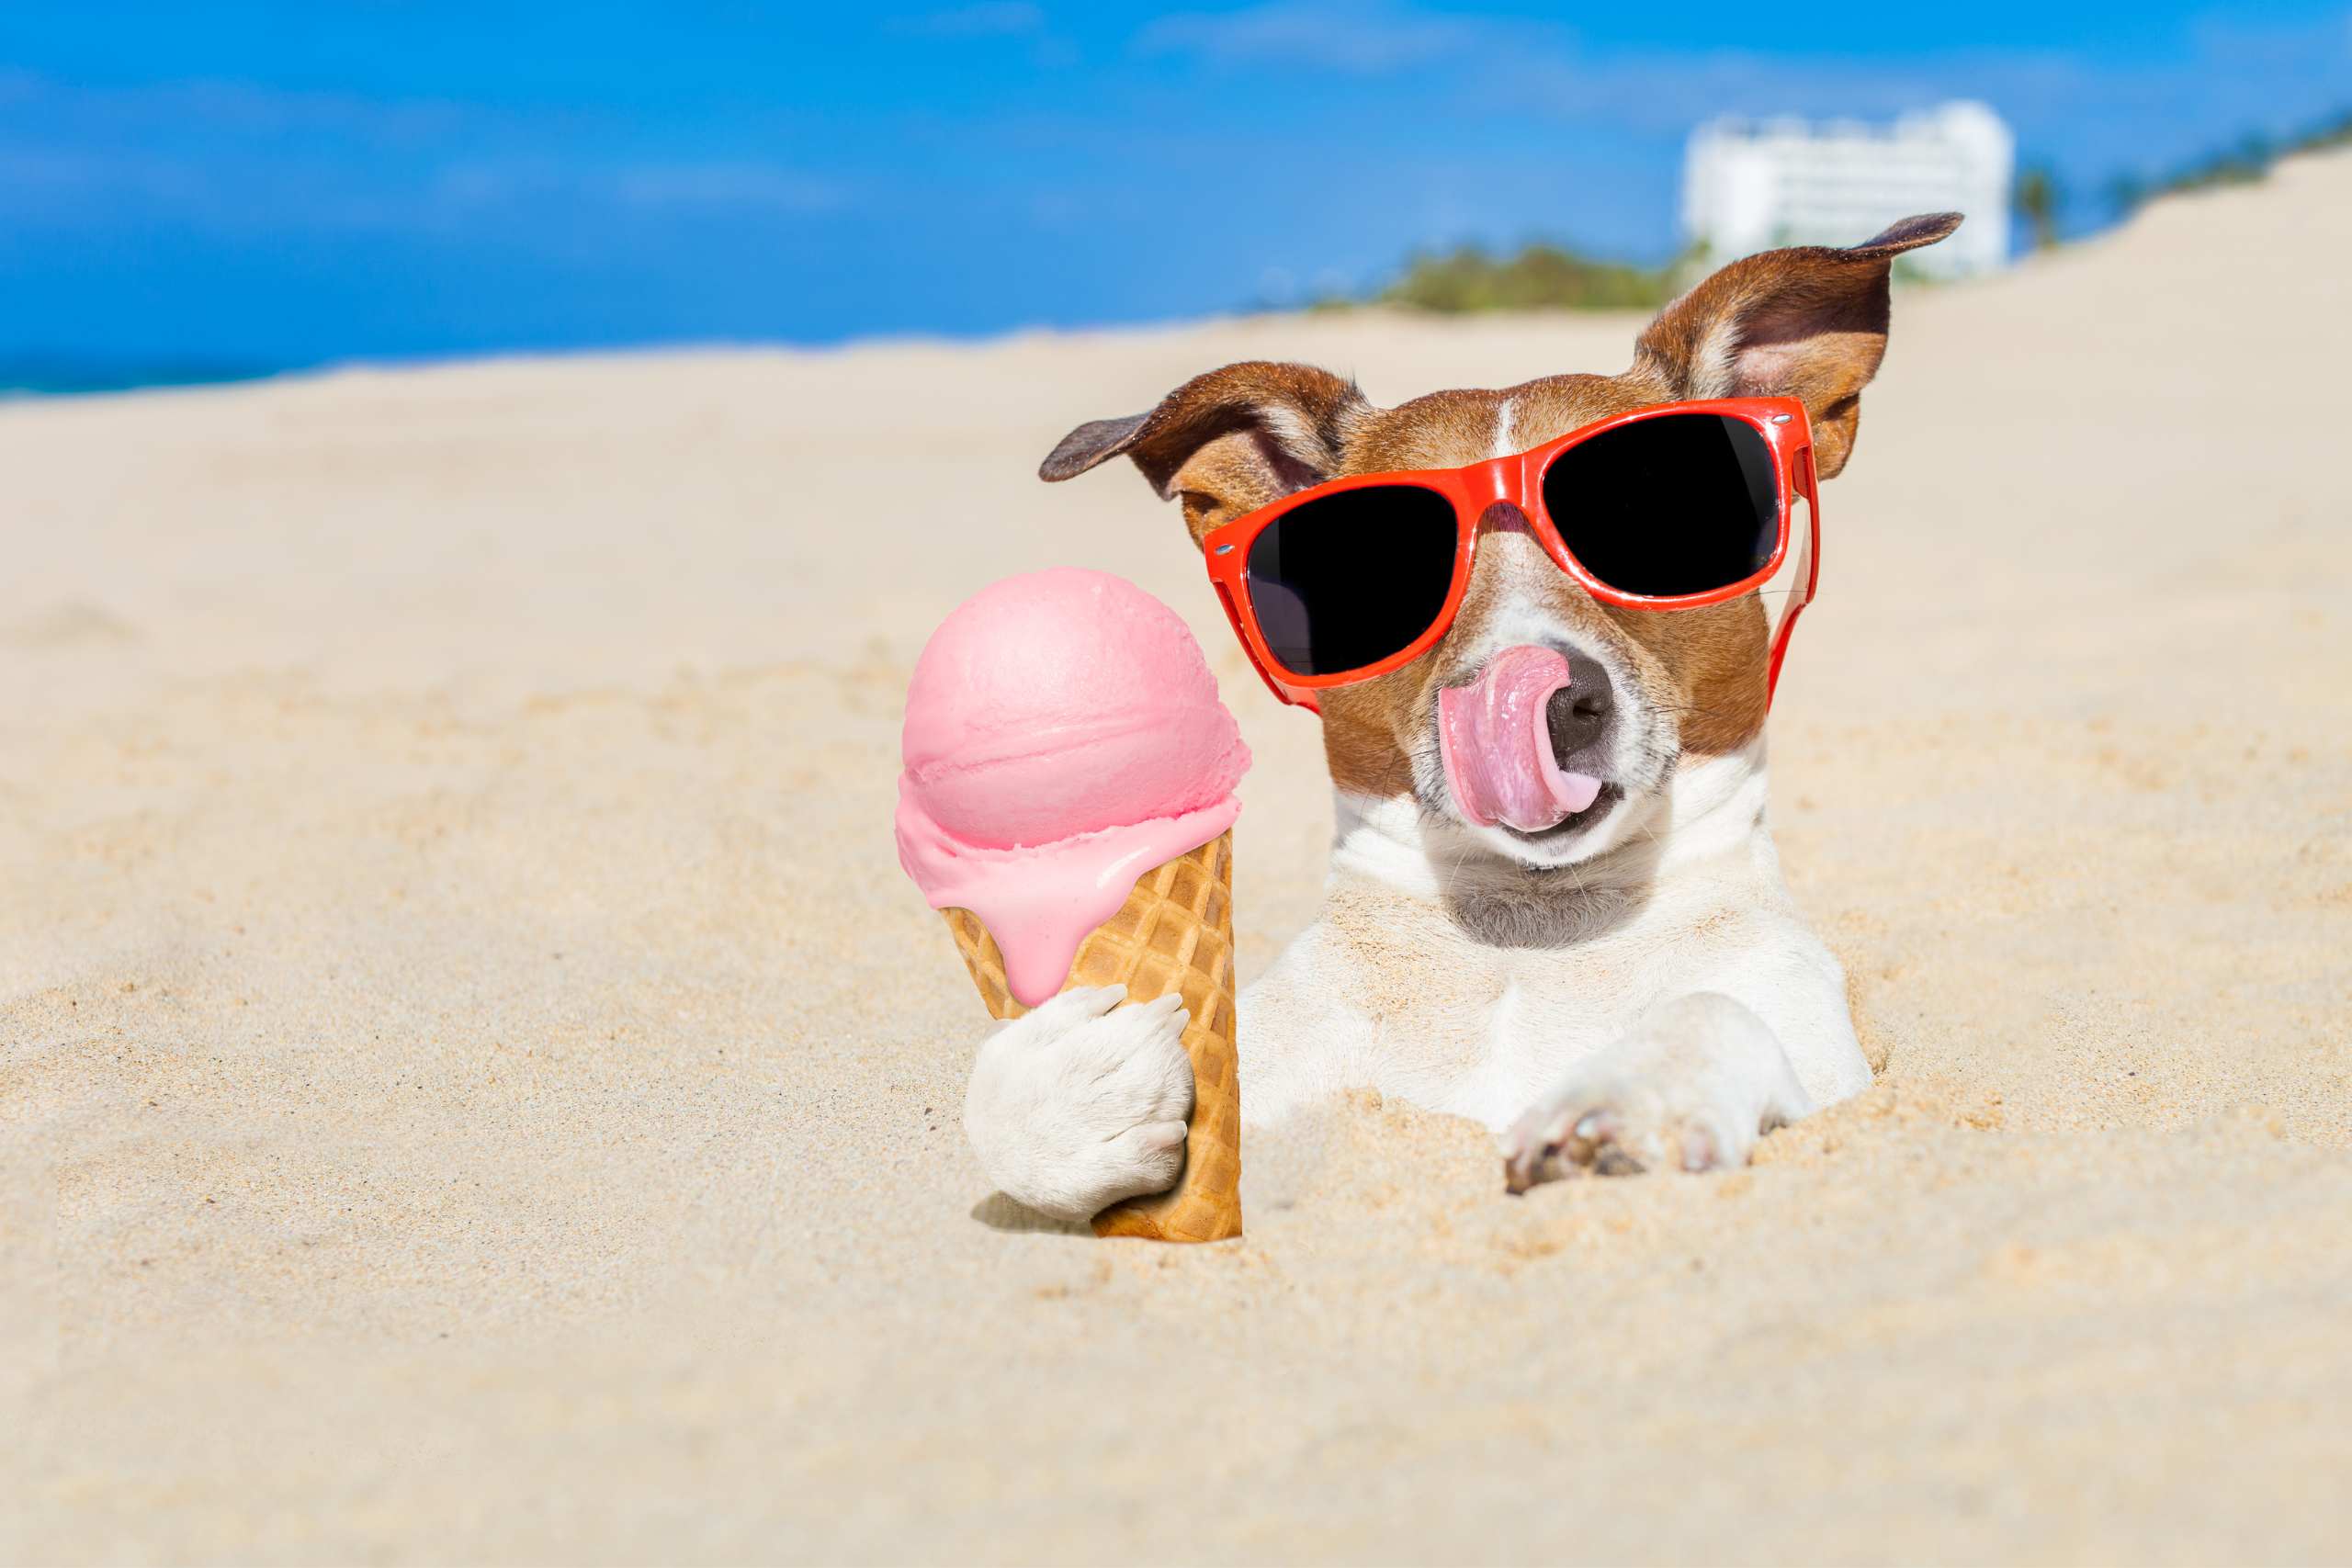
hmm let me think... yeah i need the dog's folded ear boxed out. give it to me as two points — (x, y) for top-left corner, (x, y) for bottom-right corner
(1039, 361), (1370, 546)
(1632, 212), (1962, 479)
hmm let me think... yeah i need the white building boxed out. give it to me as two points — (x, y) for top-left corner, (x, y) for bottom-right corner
(1681, 101), (2014, 281)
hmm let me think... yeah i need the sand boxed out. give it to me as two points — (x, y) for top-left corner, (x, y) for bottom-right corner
(4, 150), (2349, 1564)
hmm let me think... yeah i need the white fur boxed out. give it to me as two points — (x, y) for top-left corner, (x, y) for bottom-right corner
(1237, 745), (1866, 1144)
(962, 985), (1193, 1223)
(1501, 992), (1813, 1183)
(1489, 397), (1518, 460)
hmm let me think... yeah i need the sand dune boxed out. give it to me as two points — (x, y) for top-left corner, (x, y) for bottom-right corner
(5, 151), (2350, 1563)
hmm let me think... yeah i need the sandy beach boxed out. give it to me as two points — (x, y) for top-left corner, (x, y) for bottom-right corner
(5, 150), (2350, 1564)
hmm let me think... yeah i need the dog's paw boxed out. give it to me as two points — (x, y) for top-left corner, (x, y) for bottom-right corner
(964, 984), (1195, 1223)
(1500, 992), (1810, 1192)
(1502, 1079), (1744, 1190)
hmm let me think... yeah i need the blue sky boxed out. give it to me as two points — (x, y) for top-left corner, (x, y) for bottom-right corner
(5, 1), (2350, 360)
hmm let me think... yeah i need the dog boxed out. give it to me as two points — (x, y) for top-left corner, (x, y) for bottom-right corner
(960, 215), (1960, 1222)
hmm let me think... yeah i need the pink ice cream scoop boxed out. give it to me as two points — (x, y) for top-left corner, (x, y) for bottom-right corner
(896, 568), (1250, 1007)
(1438, 645), (1604, 832)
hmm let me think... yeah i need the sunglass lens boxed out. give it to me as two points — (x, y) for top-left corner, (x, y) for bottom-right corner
(1244, 484), (1457, 677)
(1541, 413), (1780, 598)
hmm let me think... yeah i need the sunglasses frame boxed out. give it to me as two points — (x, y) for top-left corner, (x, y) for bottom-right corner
(1201, 395), (1822, 715)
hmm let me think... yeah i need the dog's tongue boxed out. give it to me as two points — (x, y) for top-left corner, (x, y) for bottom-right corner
(1438, 645), (1604, 831)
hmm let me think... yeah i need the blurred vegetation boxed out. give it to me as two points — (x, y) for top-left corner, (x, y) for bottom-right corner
(1377, 242), (1674, 312)
(0, 351), (286, 397)
(2013, 164), (2063, 251)
(2109, 106), (2352, 220)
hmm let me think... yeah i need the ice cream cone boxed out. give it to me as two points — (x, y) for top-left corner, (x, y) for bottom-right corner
(940, 829), (1241, 1243)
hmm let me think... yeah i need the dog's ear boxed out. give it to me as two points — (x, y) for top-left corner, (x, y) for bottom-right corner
(1039, 361), (1371, 546)
(1631, 212), (1962, 479)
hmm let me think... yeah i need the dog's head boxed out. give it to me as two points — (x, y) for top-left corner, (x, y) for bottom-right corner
(1041, 217), (1956, 875)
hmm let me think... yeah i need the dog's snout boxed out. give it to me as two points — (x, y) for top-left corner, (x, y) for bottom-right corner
(1546, 649), (1614, 770)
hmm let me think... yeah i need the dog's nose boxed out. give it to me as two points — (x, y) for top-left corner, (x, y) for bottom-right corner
(1546, 649), (1614, 770)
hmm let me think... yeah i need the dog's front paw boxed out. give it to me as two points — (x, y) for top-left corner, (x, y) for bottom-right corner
(1500, 992), (1810, 1191)
(1502, 1079), (1743, 1190)
(964, 984), (1194, 1223)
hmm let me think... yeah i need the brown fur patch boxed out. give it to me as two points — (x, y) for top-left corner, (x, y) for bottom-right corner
(1600, 596), (1770, 757)
(1319, 678), (1426, 798)
(1351, 389), (1511, 473)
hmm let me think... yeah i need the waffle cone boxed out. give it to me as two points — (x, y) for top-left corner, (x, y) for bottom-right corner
(940, 829), (1240, 1243)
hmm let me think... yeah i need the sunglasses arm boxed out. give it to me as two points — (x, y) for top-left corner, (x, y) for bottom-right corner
(1764, 442), (1822, 707)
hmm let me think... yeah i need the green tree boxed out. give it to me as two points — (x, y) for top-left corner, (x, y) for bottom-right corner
(2014, 164), (2063, 251)
(1379, 243), (1670, 312)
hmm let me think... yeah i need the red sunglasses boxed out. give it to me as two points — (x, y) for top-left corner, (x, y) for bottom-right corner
(1202, 396), (1822, 714)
